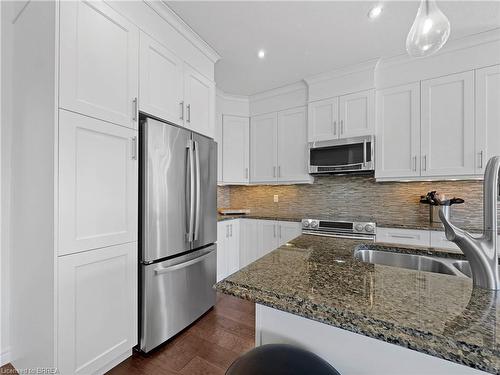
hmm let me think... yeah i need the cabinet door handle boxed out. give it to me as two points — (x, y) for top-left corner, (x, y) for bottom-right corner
(273, 224), (276, 238)
(279, 225), (282, 239)
(179, 101), (184, 120)
(479, 151), (484, 169)
(422, 155), (427, 171)
(186, 104), (191, 123)
(413, 156), (417, 172)
(131, 136), (138, 160)
(230, 224), (233, 237)
(226, 225), (229, 238)
(273, 166), (276, 177)
(389, 234), (417, 239)
(333, 120), (337, 136)
(340, 120), (344, 135)
(132, 97), (138, 121)
(245, 167), (249, 179)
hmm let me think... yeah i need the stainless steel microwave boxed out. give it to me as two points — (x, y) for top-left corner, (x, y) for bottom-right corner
(308, 135), (375, 174)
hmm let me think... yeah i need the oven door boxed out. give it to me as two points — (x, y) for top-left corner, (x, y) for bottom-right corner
(309, 136), (374, 174)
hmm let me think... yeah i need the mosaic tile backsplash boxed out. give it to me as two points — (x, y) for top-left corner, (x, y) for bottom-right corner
(218, 175), (494, 228)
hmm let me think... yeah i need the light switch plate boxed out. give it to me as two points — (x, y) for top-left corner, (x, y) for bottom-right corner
(273, 195), (279, 203)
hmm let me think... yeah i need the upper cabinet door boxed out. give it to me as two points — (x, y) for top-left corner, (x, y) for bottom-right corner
(250, 113), (278, 183)
(139, 32), (183, 125)
(308, 97), (339, 142)
(60, 0), (139, 128)
(184, 64), (215, 138)
(222, 115), (250, 184)
(421, 71), (475, 177)
(339, 90), (375, 138)
(476, 64), (500, 175)
(277, 107), (310, 183)
(375, 83), (421, 179)
(59, 110), (138, 255)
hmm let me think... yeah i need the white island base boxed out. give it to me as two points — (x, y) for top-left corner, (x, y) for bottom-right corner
(255, 304), (489, 375)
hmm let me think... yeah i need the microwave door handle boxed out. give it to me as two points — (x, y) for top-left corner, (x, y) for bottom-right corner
(194, 140), (201, 241)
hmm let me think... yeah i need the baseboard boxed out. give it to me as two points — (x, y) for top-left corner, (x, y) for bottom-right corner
(0, 347), (11, 367)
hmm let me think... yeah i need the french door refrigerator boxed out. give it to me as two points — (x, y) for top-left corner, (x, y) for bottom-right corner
(139, 117), (217, 353)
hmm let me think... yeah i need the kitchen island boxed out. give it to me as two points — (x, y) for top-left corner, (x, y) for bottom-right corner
(216, 234), (499, 374)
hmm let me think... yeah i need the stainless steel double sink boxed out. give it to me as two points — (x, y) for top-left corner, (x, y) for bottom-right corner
(354, 247), (477, 278)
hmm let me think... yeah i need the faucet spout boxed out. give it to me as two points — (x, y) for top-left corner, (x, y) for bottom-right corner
(438, 156), (499, 290)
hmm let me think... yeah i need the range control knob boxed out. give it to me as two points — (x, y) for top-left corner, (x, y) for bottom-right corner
(303, 221), (310, 227)
(311, 221), (318, 228)
(364, 224), (375, 233)
(354, 224), (364, 232)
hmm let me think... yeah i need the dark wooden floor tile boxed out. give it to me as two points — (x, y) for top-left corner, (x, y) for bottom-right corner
(105, 293), (255, 375)
(179, 356), (224, 375)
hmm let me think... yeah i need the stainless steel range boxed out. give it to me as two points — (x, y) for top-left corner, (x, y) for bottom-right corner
(301, 219), (376, 240)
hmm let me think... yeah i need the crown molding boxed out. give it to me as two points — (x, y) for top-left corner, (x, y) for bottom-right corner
(216, 88), (250, 104)
(146, 1), (221, 63)
(378, 28), (500, 70)
(250, 81), (307, 102)
(304, 59), (379, 86)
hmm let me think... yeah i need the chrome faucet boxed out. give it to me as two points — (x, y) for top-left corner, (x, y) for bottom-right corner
(439, 156), (500, 290)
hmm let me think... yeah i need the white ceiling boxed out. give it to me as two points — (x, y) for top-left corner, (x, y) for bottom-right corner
(167, 1), (500, 96)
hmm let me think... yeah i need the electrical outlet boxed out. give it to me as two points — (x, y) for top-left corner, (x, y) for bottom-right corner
(273, 195), (279, 203)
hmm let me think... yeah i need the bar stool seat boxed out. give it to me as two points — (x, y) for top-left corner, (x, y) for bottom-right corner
(226, 344), (341, 375)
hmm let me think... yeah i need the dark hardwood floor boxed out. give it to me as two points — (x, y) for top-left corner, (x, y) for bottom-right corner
(107, 293), (255, 375)
(0, 293), (254, 375)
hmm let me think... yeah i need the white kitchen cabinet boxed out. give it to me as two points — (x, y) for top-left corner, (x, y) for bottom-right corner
(184, 64), (216, 138)
(376, 227), (431, 247)
(216, 220), (240, 281)
(475, 64), (500, 174)
(338, 90), (375, 138)
(376, 83), (421, 179)
(239, 219), (260, 268)
(58, 242), (137, 375)
(277, 107), (311, 183)
(308, 97), (339, 142)
(139, 32), (184, 125)
(59, 0), (139, 128)
(58, 110), (138, 255)
(259, 220), (279, 256)
(250, 113), (278, 183)
(277, 221), (302, 247)
(421, 71), (475, 177)
(222, 115), (250, 184)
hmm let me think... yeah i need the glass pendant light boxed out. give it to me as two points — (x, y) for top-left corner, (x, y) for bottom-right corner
(406, 0), (451, 58)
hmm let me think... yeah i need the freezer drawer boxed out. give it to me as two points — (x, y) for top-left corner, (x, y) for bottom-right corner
(140, 245), (216, 352)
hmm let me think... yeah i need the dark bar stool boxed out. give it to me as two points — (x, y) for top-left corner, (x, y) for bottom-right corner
(226, 344), (341, 375)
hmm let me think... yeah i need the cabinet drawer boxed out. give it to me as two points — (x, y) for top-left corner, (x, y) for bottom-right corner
(376, 228), (430, 247)
(430, 231), (460, 252)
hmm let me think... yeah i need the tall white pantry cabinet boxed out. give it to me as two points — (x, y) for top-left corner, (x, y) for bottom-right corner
(5, 1), (218, 374)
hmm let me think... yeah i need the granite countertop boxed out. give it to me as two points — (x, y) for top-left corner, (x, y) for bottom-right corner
(217, 213), (497, 234)
(216, 234), (500, 373)
(217, 214), (302, 223)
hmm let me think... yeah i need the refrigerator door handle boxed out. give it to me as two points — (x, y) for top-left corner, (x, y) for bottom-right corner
(187, 140), (195, 242)
(153, 249), (214, 275)
(194, 140), (201, 241)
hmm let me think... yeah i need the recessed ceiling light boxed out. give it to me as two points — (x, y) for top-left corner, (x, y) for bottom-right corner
(368, 5), (383, 19)
(257, 49), (266, 59)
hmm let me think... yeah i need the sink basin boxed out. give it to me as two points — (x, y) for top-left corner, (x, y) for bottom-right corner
(452, 260), (472, 278)
(451, 260), (500, 278)
(354, 248), (459, 276)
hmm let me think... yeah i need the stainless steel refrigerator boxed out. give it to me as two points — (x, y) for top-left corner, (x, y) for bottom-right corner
(139, 117), (217, 353)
